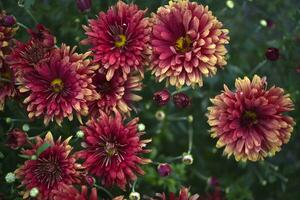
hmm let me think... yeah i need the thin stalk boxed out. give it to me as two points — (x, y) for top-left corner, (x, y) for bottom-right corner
(94, 184), (113, 198)
(187, 124), (193, 154)
(17, 22), (29, 30)
(250, 60), (267, 76)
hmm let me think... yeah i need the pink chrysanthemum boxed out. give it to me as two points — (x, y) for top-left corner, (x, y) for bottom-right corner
(52, 184), (98, 200)
(88, 69), (142, 117)
(150, 0), (229, 88)
(81, 1), (150, 80)
(152, 187), (200, 200)
(79, 112), (151, 190)
(20, 44), (99, 125)
(207, 75), (295, 161)
(15, 132), (82, 200)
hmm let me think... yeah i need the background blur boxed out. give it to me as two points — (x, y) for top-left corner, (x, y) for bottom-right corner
(1, 0), (300, 199)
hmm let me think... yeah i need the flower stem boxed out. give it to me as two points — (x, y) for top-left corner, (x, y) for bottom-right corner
(25, 8), (38, 24)
(17, 22), (29, 30)
(187, 123), (193, 154)
(250, 60), (267, 76)
(94, 184), (113, 198)
(171, 86), (190, 95)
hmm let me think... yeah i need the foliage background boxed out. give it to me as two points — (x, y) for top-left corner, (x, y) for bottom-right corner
(1, 0), (300, 199)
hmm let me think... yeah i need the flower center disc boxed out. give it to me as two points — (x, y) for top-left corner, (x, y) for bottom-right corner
(175, 36), (192, 53)
(241, 111), (258, 127)
(114, 34), (127, 48)
(51, 78), (64, 93)
(104, 142), (117, 157)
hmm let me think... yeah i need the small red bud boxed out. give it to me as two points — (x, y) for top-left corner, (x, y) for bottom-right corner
(6, 129), (28, 150)
(153, 89), (171, 106)
(157, 163), (172, 177)
(265, 47), (279, 61)
(173, 92), (191, 108)
(76, 0), (92, 13)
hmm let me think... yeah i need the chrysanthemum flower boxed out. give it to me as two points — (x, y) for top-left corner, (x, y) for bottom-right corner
(152, 187), (199, 200)
(81, 1), (150, 80)
(6, 128), (28, 150)
(0, 11), (18, 68)
(88, 69), (142, 117)
(6, 25), (55, 79)
(20, 44), (99, 125)
(207, 75), (295, 161)
(150, 0), (229, 88)
(15, 132), (82, 199)
(52, 184), (98, 200)
(79, 112), (151, 190)
(0, 64), (17, 110)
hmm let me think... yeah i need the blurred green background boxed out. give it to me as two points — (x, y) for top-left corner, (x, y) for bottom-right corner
(1, 0), (300, 199)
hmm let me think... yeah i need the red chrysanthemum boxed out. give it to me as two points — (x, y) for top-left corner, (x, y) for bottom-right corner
(150, 0), (229, 88)
(81, 1), (150, 80)
(6, 128), (28, 150)
(6, 25), (55, 80)
(52, 184), (98, 200)
(152, 187), (200, 200)
(15, 132), (82, 199)
(207, 75), (295, 161)
(88, 69), (142, 117)
(19, 44), (99, 125)
(79, 112), (151, 190)
(0, 11), (18, 68)
(0, 63), (17, 110)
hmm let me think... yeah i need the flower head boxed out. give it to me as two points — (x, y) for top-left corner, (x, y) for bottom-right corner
(81, 1), (150, 80)
(52, 184), (98, 200)
(20, 44), (99, 125)
(173, 92), (191, 108)
(152, 187), (199, 200)
(6, 128), (28, 149)
(153, 89), (171, 106)
(150, 0), (229, 88)
(0, 64), (17, 110)
(15, 132), (82, 199)
(79, 112), (151, 190)
(28, 24), (56, 48)
(88, 70), (142, 117)
(76, 0), (92, 13)
(207, 75), (295, 161)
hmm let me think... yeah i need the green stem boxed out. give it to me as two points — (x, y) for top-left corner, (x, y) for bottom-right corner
(250, 60), (267, 76)
(171, 86), (190, 95)
(25, 8), (38, 24)
(187, 124), (193, 154)
(17, 22), (29, 30)
(94, 184), (113, 198)
(0, 77), (12, 83)
(132, 180), (137, 192)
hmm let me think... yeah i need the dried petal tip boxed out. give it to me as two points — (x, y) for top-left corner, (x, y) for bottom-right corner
(173, 92), (191, 108)
(153, 89), (171, 106)
(265, 47), (279, 61)
(157, 163), (172, 177)
(207, 75), (295, 161)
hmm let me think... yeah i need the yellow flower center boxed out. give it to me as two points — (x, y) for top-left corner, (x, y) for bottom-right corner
(50, 78), (64, 93)
(242, 111), (258, 126)
(104, 142), (117, 157)
(114, 34), (127, 48)
(175, 36), (192, 53)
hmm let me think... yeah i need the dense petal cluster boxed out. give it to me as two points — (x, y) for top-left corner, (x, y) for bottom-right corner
(88, 70), (142, 117)
(20, 44), (99, 125)
(207, 75), (295, 161)
(15, 132), (82, 199)
(152, 187), (199, 200)
(0, 64), (17, 110)
(6, 128), (28, 149)
(79, 112), (151, 190)
(52, 184), (98, 200)
(150, 0), (229, 88)
(82, 1), (150, 80)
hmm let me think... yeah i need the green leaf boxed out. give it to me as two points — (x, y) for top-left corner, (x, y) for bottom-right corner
(36, 143), (52, 157)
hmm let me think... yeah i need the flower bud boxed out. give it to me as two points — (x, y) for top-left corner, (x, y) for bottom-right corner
(138, 123), (146, 132)
(129, 192), (140, 200)
(6, 129), (28, 150)
(173, 92), (191, 108)
(76, 130), (85, 138)
(208, 176), (219, 187)
(5, 172), (16, 183)
(85, 175), (95, 186)
(265, 47), (279, 61)
(3, 15), (16, 27)
(22, 124), (30, 132)
(30, 187), (39, 197)
(157, 163), (172, 177)
(182, 153), (193, 165)
(155, 110), (165, 121)
(76, 0), (92, 13)
(153, 89), (171, 106)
